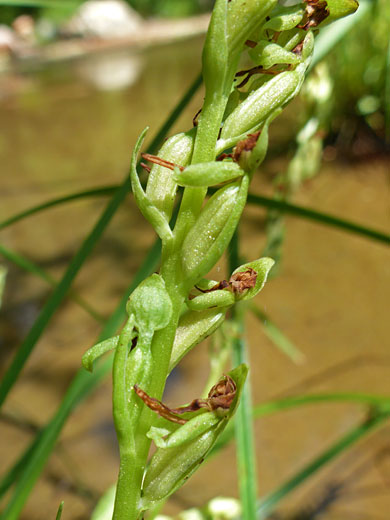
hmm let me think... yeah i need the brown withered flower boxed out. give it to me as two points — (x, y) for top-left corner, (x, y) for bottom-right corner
(134, 374), (237, 425)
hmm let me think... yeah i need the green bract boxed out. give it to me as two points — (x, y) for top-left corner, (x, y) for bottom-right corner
(130, 128), (173, 241)
(169, 308), (227, 372)
(181, 176), (249, 282)
(146, 130), (195, 221)
(233, 257), (275, 301)
(220, 68), (303, 141)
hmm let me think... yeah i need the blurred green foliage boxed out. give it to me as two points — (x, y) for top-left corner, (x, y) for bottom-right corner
(326, 0), (389, 139)
(127, 0), (213, 17)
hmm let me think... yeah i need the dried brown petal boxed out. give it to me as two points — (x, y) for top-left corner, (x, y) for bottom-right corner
(229, 267), (257, 294)
(134, 374), (237, 425)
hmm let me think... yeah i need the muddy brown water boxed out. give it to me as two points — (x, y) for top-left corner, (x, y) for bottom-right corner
(0, 36), (389, 519)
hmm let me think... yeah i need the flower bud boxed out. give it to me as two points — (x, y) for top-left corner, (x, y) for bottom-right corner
(126, 274), (172, 337)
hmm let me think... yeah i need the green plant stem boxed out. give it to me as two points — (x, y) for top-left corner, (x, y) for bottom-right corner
(228, 229), (258, 520)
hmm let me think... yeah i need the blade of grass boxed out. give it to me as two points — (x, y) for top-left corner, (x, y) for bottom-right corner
(55, 501), (64, 520)
(0, 239), (161, 520)
(0, 243), (104, 322)
(385, 36), (390, 143)
(0, 186), (117, 231)
(257, 410), (390, 518)
(0, 72), (201, 412)
(247, 193), (390, 245)
(0, 265), (6, 309)
(0, 73), (200, 517)
(3, 188), (388, 246)
(228, 228), (258, 520)
(250, 304), (305, 364)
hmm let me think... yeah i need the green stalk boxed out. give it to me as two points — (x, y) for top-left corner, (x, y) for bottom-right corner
(229, 230), (258, 520)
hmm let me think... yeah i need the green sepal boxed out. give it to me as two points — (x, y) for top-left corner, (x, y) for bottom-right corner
(141, 365), (248, 509)
(82, 336), (120, 372)
(130, 128), (173, 241)
(146, 130), (194, 221)
(187, 290), (235, 311)
(169, 308), (227, 372)
(262, 4), (304, 32)
(173, 161), (244, 188)
(248, 41), (302, 69)
(320, 0), (359, 26)
(181, 175), (249, 283)
(233, 257), (275, 301)
(126, 274), (172, 337)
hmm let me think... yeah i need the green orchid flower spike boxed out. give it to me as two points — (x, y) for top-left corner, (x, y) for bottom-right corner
(80, 1), (359, 518)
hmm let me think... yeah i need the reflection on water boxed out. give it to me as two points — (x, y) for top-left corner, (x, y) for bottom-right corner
(1, 36), (389, 520)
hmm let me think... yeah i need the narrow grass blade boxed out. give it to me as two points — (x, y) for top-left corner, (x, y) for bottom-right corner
(0, 243), (104, 322)
(0, 186), (117, 231)
(228, 229), (258, 520)
(55, 501), (64, 520)
(257, 410), (390, 517)
(250, 304), (305, 364)
(0, 430), (42, 498)
(0, 265), (6, 309)
(0, 240), (161, 520)
(385, 36), (390, 143)
(246, 193), (390, 245)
